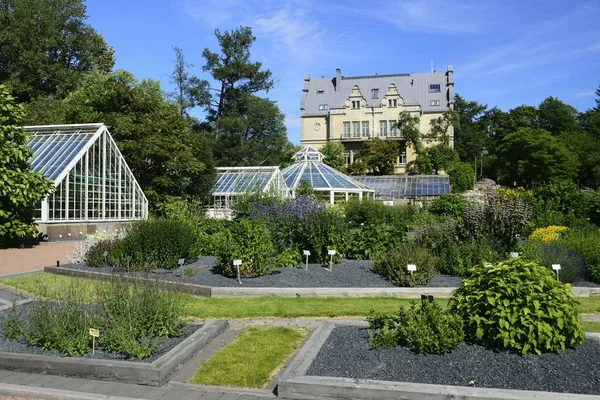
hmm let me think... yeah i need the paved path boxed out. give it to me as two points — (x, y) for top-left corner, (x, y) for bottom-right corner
(0, 241), (81, 277)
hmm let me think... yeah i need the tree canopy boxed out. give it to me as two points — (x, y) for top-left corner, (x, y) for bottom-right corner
(320, 141), (346, 171)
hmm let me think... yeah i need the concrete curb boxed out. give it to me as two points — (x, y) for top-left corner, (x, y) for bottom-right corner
(0, 320), (228, 386)
(0, 382), (138, 399)
(43, 266), (600, 298)
(278, 376), (600, 400)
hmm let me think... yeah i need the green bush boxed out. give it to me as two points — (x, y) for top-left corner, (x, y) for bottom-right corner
(368, 301), (463, 354)
(343, 198), (416, 226)
(372, 242), (438, 287)
(296, 209), (349, 263)
(428, 194), (467, 220)
(213, 219), (275, 277)
(85, 239), (117, 268)
(449, 258), (584, 355)
(196, 218), (231, 256)
(448, 161), (474, 193)
(519, 240), (587, 283)
(109, 219), (198, 270)
(270, 247), (302, 268)
(442, 239), (501, 277)
(555, 228), (600, 283)
(347, 224), (406, 260)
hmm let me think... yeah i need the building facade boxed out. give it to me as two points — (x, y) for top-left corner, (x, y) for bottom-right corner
(300, 66), (454, 173)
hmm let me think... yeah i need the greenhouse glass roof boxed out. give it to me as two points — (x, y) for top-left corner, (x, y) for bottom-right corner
(354, 175), (450, 199)
(212, 167), (286, 196)
(282, 147), (373, 193)
(26, 124), (103, 182)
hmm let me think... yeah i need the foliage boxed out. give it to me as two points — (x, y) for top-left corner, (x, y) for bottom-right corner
(449, 258), (585, 355)
(105, 219), (198, 270)
(531, 181), (598, 227)
(343, 198), (416, 226)
(555, 228), (600, 283)
(347, 224), (406, 260)
(296, 208), (349, 263)
(320, 141), (346, 171)
(373, 242), (438, 287)
(537, 96), (581, 136)
(529, 226), (569, 243)
(358, 138), (399, 175)
(428, 194), (467, 219)
(0, 0), (114, 102)
(169, 47), (209, 117)
(452, 94), (489, 163)
(368, 301), (463, 354)
(0, 86), (54, 247)
(448, 161), (474, 193)
(417, 144), (458, 175)
(396, 111), (422, 154)
(85, 239), (118, 268)
(295, 180), (316, 197)
(213, 219), (275, 277)
(519, 240), (587, 284)
(497, 127), (579, 187)
(270, 247), (302, 268)
(63, 70), (215, 209)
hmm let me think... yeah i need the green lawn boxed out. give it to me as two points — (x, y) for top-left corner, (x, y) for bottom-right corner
(582, 321), (600, 333)
(3, 272), (600, 319)
(189, 327), (306, 388)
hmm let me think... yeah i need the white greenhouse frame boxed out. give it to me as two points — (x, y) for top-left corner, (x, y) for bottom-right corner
(25, 123), (148, 224)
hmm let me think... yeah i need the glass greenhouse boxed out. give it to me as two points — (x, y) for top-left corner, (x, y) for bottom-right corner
(210, 166), (288, 209)
(354, 174), (450, 200)
(281, 147), (374, 204)
(26, 124), (148, 224)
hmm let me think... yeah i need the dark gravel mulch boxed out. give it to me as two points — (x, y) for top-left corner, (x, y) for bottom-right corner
(0, 304), (200, 363)
(308, 325), (600, 395)
(58, 257), (463, 288)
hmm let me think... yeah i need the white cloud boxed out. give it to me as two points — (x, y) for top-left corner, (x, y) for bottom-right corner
(574, 90), (596, 98)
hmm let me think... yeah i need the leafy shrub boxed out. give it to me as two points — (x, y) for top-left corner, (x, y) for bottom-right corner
(519, 240), (587, 283)
(343, 198), (416, 226)
(443, 239), (501, 277)
(110, 219), (198, 270)
(448, 161), (474, 193)
(85, 239), (117, 267)
(368, 301), (463, 354)
(347, 224), (406, 260)
(428, 194), (467, 220)
(196, 218), (231, 256)
(529, 226), (569, 243)
(449, 258), (584, 355)
(296, 209), (349, 263)
(531, 181), (596, 227)
(373, 242), (438, 287)
(213, 219), (275, 277)
(555, 228), (600, 283)
(270, 247), (302, 268)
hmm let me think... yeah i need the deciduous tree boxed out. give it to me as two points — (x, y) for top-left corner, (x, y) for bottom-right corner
(320, 141), (346, 171)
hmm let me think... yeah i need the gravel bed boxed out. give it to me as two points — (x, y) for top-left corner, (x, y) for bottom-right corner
(0, 303), (200, 363)
(308, 325), (600, 395)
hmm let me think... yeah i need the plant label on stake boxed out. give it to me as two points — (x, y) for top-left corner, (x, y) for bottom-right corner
(407, 264), (416, 279)
(233, 260), (242, 285)
(303, 250), (310, 271)
(89, 328), (99, 355)
(328, 250), (336, 272)
(103, 251), (108, 267)
(510, 252), (519, 258)
(552, 264), (561, 281)
(178, 258), (185, 268)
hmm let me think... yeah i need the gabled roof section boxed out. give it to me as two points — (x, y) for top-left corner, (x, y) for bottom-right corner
(25, 124), (104, 183)
(292, 146), (324, 162)
(353, 175), (450, 199)
(301, 66), (453, 116)
(212, 166), (283, 195)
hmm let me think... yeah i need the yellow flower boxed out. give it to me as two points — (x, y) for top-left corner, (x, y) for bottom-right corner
(529, 226), (569, 243)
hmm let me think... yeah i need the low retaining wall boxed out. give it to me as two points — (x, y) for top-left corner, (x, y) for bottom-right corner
(44, 266), (600, 298)
(0, 320), (228, 386)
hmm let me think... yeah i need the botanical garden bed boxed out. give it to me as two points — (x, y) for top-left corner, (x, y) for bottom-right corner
(306, 325), (600, 396)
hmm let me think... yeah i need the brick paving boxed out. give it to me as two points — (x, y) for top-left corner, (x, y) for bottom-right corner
(0, 241), (80, 277)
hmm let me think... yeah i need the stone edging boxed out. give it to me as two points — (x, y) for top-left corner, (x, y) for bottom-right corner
(277, 322), (600, 400)
(0, 320), (228, 386)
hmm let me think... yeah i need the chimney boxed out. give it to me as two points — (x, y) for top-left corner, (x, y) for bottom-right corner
(335, 68), (341, 91)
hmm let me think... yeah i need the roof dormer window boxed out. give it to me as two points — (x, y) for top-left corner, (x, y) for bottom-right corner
(429, 84), (441, 93)
(317, 90), (324, 95)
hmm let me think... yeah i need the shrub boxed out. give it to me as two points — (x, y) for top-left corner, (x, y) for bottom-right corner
(343, 198), (416, 226)
(449, 258), (584, 355)
(373, 242), (438, 287)
(85, 239), (117, 267)
(448, 161), (474, 193)
(519, 240), (587, 283)
(270, 247), (302, 268)
(555, 228), (600, 283)
(346, 224), (406, 261)
(110, 219), (198, 270)
(529, 226), (569, 243)
(296, 209), (349, 263)
(428, 194), (467, 220)
(443, 239), (501, 277)
(196, 218), (231, 256)
(368, 301), (463, 354)
(213, 219), (275, 277)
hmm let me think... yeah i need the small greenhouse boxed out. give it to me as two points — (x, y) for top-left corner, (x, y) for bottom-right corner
(282, 147), (374, 204)
(25, 124), (148, 230)
(209, 166), (288, 210)
(354, 174), (450, 201)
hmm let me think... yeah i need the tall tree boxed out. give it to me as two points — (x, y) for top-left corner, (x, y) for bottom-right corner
(453, 94), (488, 162)
(0, 0), (114, 102)
(0, 85), (53, 247)
(169, 47), (209, 117)
(320, 141), (346, 171)
(62, 70), (215, 208)
(537, 96), (580, 136)
(201, 26), (274, 136)
(358, 138), (399, 175)
(396, 111), (421, 153)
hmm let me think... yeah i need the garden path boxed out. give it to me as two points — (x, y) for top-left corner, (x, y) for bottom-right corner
(0, 241), (79, 277)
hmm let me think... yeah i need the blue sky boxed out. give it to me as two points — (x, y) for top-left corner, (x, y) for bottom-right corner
(86, 0), (599, 144)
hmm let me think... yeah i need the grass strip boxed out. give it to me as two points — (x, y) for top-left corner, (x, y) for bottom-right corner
(582, 321), (600, 333)
(189, 327), (306, 388)
(3, 272), (600, 318)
